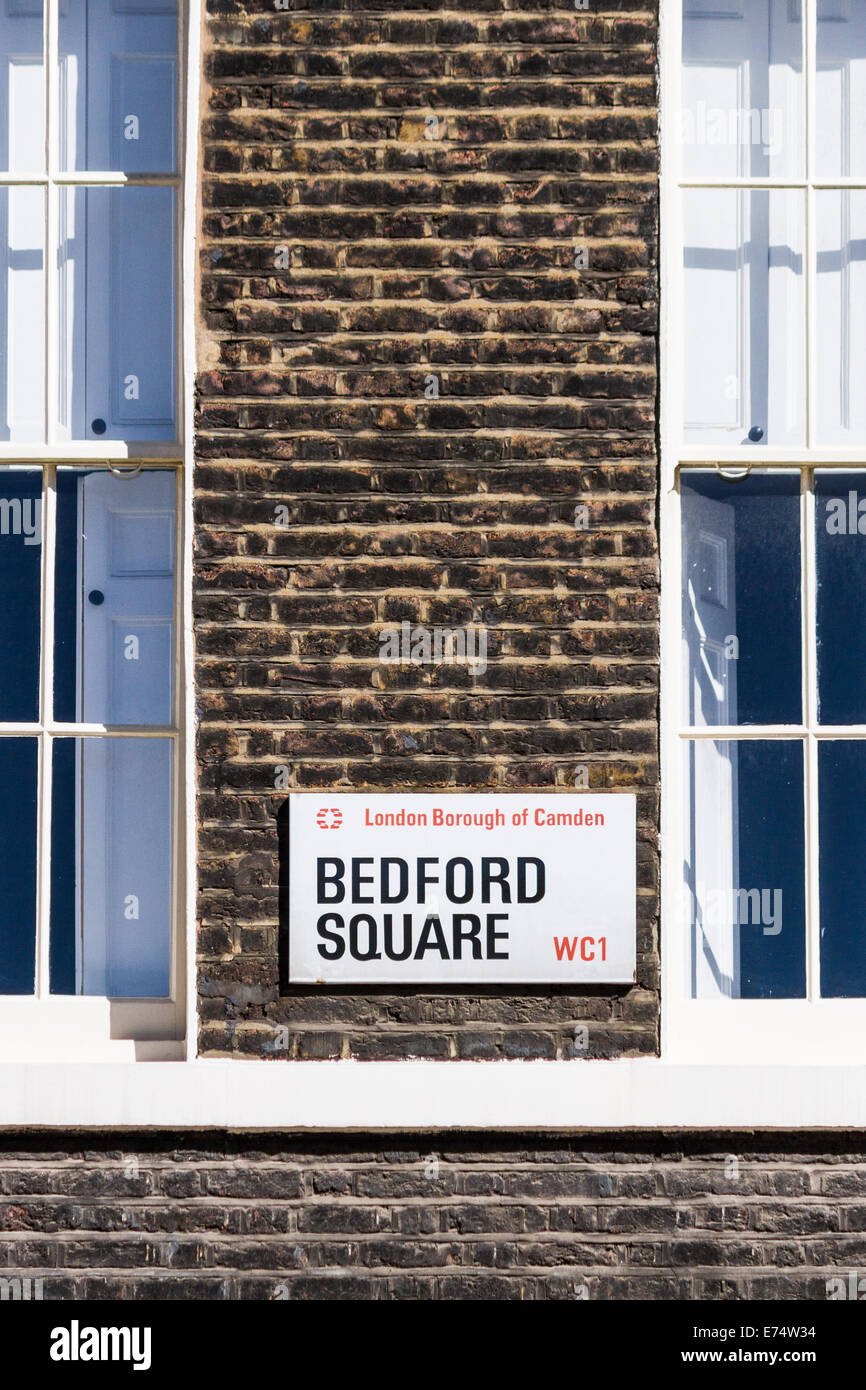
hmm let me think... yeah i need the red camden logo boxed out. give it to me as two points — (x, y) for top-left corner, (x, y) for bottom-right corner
(316, 807), (343, 830)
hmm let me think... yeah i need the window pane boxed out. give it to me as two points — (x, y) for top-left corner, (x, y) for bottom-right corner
(681, 472), (801, 727)
(819, 741), (866, 997)
(0, 737), (37, 994)
(58, 186), (176, 442)
(0, 0), (44, 173)
(50, 736), (172, 997)
(683, 190), (805, 447)
(681, 0), (803, 180)
(816, 471), (866, 723)
(683, 738), (806, 1000)
(0, 186), (45, 442)
(816, 0), (866, 179)
(54, 469), (175, 725)
(0, 469), (40, 721)
(59, 0), (177, 173)
(815, 191), (866, 446)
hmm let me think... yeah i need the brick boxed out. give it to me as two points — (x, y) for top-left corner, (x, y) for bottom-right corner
(195, 0), (659, 1063)
(1, 1135), (863, 1298)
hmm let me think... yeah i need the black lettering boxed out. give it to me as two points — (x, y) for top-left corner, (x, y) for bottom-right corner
(417, 857), (439, 903)
(316, 913), (345, 959)
(486, 913), (510, 958)
(481, 857), (511, 904)
(317, 858), (345, 904)
(413, 914), (449, 959)
(380, 857), (408, 904)
(351, 857), (375, 903)
(445, 857), (474, 903)
(452, 914), (482, 959)
(383, 913), (413, 961)
(517, 857), (545, 903)
(349, 913), (381, 960)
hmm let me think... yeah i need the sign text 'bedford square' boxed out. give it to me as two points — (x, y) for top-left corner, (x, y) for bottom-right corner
(287, 794), (636, 984)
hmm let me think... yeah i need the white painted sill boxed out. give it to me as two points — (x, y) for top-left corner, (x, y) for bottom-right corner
(3, 1058), (866, 1129)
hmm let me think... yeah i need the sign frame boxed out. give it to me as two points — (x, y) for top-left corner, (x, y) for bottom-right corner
(284, 793), (637, 987)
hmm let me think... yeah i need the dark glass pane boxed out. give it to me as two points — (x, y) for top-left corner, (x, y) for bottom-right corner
(0, 737), (38, 994)
(816, 473), (866, 723)
(0, 470), (41, 720)
(53, 471), (79, 726)
(682, 471), (801, 726)
(50, 737), (172, 998)
(48, 737), (76, 995)
(684, 738), (806, 999)
(735, 741), (806, 997)
(54, 470), (176, 725)
(819, 741), (866, 997)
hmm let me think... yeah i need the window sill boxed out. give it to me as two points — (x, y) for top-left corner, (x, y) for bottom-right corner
(0, 997), (184, 1063)
(3, 1058), (866, 1129)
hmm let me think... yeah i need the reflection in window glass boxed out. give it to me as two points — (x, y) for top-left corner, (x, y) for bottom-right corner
(0, 738), (37, 994)
(0, 0), (44, 174)
(683, 190), (805, 448)
(0, 3), (45, 440)
(60, 0), (178, 173)
(682, 0), (803, 181)
(0, 470), (41, 722)
(50, 737), (172, 998)
(0, 186), (45, 443)
(819, 742), (866, 997)
(681, 472), (801, 727)
(815, 191), (866, 446)
(58, 187), (176, 442)
(54, 470), (175, 726)
(817, 1), (866, 179)
(684, 739), (806, 1000)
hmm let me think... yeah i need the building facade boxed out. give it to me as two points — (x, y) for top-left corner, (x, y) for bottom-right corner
(2, 0), (866, 1300)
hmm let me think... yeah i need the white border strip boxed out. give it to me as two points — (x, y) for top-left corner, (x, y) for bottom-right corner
(3, 1060), (866, 1130)
(181, 0), (202, 1060)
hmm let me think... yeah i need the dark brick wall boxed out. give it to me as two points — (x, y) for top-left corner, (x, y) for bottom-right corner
(195, 1), (660, 1059)
(3, 1132), (866, 1299)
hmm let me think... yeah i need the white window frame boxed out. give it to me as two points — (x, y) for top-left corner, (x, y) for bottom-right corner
(661, 0), (866, 1062)
(6, 0), (866, 1120)
(0, 0), (199, 1061)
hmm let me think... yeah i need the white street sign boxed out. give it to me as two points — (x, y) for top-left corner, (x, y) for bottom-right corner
(286, 794), (637, 984)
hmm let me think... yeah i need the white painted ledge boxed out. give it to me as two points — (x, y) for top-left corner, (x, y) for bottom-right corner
(4, 1059), (866, 1129)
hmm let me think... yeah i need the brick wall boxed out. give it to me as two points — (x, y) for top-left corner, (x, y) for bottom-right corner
(3, 1132), (866, 1299)
(195, 1), (661, 1059)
